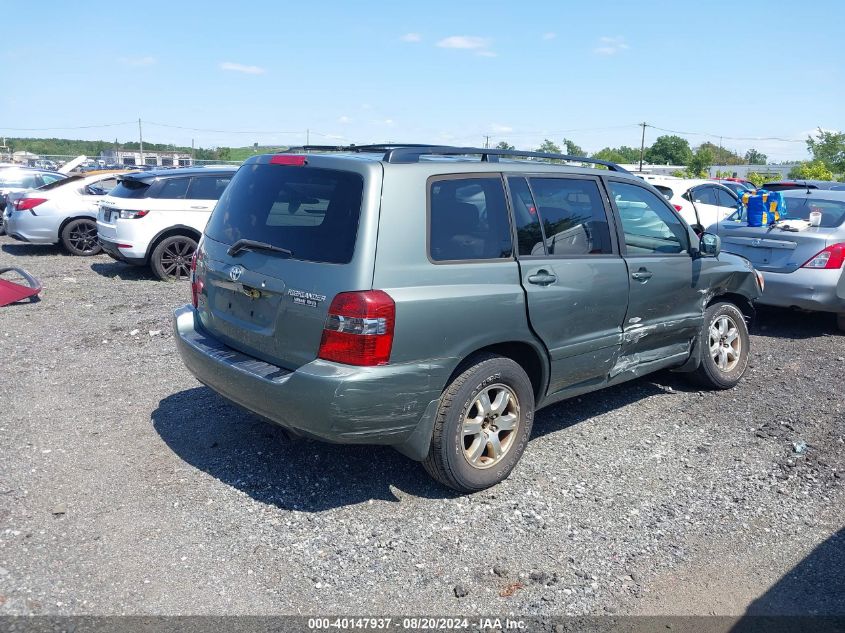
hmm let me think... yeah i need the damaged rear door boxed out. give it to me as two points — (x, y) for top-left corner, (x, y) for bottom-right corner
(605, 179), (703, 378)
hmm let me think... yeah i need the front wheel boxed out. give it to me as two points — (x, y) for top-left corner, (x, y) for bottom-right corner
(150, 235), (196, 281)
(688, 302), (750, 389)
(61, 218), (101, 256)
(423, 354), (534, 492)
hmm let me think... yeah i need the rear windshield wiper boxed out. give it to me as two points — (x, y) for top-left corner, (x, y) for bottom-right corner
(227, 239), (293, 258)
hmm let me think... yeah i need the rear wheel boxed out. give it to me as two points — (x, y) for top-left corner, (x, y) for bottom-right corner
(61, 218), (101, 256)
(150, 235), (196, 281)
(423, 354), (534, 492)
(688, 302), (750, 389)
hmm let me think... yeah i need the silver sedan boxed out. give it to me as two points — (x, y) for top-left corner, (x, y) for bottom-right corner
(709, 189), (845, 331)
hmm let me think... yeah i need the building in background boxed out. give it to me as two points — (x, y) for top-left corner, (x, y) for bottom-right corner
(99, 149), (192, 167)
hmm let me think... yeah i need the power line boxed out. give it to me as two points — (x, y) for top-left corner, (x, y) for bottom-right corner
(645, 124), (806, 143)
(0, 121), (136, 131)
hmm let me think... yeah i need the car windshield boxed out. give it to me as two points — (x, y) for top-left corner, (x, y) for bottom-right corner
(729, 195), (845, 228)
(38, 175), (80, 191)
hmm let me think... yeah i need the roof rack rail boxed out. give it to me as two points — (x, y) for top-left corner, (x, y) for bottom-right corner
(280, 144), (628, 172)
(383, 146), (628, 171)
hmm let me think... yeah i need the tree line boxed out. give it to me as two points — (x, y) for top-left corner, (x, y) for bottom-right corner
(495, 128), (844, 182)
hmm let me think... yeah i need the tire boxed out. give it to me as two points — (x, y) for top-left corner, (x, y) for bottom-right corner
(837, 313), (845, 332)
(150, 235), (197, 281)
(687, 302), (750, 389)
(61, 218), (101, 256)
(423, 354), (534, 492)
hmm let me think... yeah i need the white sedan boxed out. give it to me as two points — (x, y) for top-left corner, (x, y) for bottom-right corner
(638, 176), (740, 230)
(5, 171), (130, 255)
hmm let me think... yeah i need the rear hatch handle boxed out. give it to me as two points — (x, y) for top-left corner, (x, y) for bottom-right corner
(227, 238), (294, 258)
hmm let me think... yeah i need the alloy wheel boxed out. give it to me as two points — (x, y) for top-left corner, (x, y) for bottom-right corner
(68, 221), (99, 254)
(708, 314), (742, 372)
(160, 239), (195, 279)
(462, 384), (520, 469)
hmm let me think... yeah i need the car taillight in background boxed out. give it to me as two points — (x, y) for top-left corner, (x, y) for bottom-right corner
(119, 209), (149, 219)
(801, 243), (845, 270)
(14, 198), (47, 214)
(190, 246), (205, 308)
(318, 290), (395, 366)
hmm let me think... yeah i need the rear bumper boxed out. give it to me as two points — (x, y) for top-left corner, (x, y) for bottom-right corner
(98, 236), (146, 266)
(5, 213), (60, 244)
(172, 305), (441, 460)
(757, 267), (845, 313)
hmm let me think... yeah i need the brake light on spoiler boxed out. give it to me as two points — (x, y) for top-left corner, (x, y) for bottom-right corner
(269, 155), (307, 166)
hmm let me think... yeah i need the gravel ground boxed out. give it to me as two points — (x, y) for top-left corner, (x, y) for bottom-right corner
(0, 236), (843, 617)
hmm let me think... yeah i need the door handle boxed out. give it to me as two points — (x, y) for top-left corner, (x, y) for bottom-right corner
(631, 268), (653, 282)
(527, 270), (557, 286)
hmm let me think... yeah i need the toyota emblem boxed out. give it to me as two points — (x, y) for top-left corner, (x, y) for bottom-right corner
(229, 265), (244, 281)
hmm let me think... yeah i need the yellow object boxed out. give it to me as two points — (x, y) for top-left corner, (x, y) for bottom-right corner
(761, 211), (769, 224)
(762, 193), (769, 203)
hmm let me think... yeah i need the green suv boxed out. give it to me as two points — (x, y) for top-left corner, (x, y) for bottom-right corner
(173, 145), (762, 492)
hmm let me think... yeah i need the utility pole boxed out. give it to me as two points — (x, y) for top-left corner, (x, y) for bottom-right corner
(306, 129), (310, 145)
(638, 122), (647, 172)
(484, 135), (490, 149)
(719, 136), (723, 168)
(191, 138), (195, 165)
(138, 118), (144, 164)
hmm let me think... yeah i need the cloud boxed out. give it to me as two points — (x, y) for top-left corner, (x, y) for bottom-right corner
(119, 56), (155, 67)
(594, 36), (629, 56)
(401, 33), (422, 42)
(436, 35), (496, 57)
(338, 116), (351, 124)
(219, 62), (266, 75)
(491, 124), (513, 133)
(542, 32), (557, 40)
(383, 119), (395, 126)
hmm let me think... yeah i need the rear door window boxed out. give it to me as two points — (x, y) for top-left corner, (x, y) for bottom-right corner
(688, 185), (718, 205)
(187, 176), (231, 200)
(205, 164), (364, 264)
(428, 177), (513, 262)
(156, 177), (191, 199)
(526, 177), (613, 255)
(715, 187), (738, 208)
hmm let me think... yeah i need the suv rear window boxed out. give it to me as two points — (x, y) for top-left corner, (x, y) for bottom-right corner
(428, 177), (513, 262)
(205, 164), (364, 264)
(110, 179), (151, 199)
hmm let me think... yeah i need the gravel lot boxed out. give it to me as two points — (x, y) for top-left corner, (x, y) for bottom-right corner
(0, 236), (843, 617)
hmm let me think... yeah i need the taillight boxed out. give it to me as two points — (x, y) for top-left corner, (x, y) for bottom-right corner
(318, 290), (395, 366)
(15, 198), (47, 213)
(190, 246), (205, 308)
(119, 209), (149, 219)
(801, 243), (845, 269)
(270, 155), (307, 166)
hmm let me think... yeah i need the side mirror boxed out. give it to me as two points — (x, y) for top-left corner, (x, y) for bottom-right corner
(698, 232), (721, 257)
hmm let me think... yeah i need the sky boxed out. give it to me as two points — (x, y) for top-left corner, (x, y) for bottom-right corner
(2, 0), (843, 161)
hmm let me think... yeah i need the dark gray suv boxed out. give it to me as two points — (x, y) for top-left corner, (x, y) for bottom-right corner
(174, 146), (762, 492)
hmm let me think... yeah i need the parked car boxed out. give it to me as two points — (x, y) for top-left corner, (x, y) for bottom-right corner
(712, 179), (755, 195)
(712, 176), (755, 188)
(640, 176), (740, 230)
(173, 145), (762, 492)
(5, 171), (129, 255)
(762, 180), (845, 192)
(710, 189), (845, 330)
(0, 167), (69, 235)
(97, 167), (236, 280)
